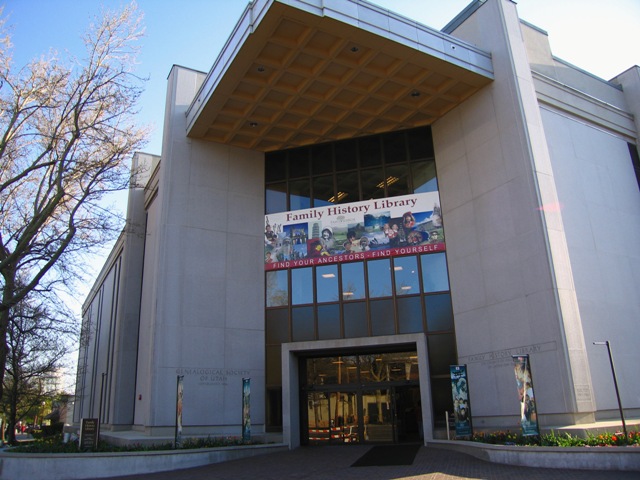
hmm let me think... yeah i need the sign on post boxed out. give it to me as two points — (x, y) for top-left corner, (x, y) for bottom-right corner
(80, 418), (99, 450)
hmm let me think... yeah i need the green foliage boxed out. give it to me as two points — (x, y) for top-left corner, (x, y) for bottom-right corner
(471, 429), (640, 447)
(471, 430), (538, 445)
(179, 436), (260, 449)
(9, 435), (260, 454)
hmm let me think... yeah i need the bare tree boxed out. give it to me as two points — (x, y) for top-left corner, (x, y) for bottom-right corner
(2, 291), (75, 444)
(0, 3), (150, 399)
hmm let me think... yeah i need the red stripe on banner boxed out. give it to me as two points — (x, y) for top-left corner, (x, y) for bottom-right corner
(265, 243), (446, 271)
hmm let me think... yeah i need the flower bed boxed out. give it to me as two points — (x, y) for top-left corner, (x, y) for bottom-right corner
(470, 430), (640, 447)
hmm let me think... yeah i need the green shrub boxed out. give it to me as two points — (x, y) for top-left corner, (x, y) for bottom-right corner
(9, 435), (259, 454)
(471, 429), (640, 447)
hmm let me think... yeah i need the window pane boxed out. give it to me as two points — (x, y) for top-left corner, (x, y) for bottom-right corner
(359, 136), (381, 167)
(343, 302), (368, 338)
(290, 179), (311, 211)
(266, 270), (288, 307)
(397, 296), (423, 334)
(292, 306), (315, 341)
(335, 170), (359, 204)
(266, 345), (282, 385)
(317, 304), (341, 340)
(312, 175), (334, 208)
(385, 164), (410, 197)
(427, 334), (457, 376)
(316, 265), (339, 302)
(307, 356), (358, 385)
(412, 160), (438, 193)
(265, 151), (287, 182)
(425, 294), (453, 332)
(311, 143), (333, 175)
(370, 299), (394, 336)
(341, 262), (365, 300)
(382, 131), (407, 164)
(288, 148), (309, 178)
(360, 168), (385, 200)
(367, 259), (392, 298)
(384, 351), (419, 381)
(407, 127), (434, 160)
(393, 256), (419, 296)
(335, 139), (358, 171)
(359, 353), (388, 382)
(430, 377), (453, 425)
(266, 183), (287, 214)
(292, 268), (313, 305)
(266, 309), (289, 344)
(421, 253), (450, 293)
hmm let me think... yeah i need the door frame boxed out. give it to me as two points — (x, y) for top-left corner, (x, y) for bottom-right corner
(281, 334), (433, 448)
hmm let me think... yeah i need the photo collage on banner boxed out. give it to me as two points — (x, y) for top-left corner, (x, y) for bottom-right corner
(264, 192), (445, 270)
(450, 365), (472, 438)
(513, 355), (540, 436)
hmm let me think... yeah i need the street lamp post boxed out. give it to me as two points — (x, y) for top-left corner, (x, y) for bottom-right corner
(593, 341), (627, 438)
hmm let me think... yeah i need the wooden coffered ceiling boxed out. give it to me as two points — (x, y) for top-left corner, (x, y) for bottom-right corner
(187, 1), (493, 152)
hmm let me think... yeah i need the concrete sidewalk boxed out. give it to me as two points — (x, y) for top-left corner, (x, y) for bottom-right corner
(105, 445), (639, 480)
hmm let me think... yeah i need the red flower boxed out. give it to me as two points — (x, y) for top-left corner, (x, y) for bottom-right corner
(612, 435), (618, 442)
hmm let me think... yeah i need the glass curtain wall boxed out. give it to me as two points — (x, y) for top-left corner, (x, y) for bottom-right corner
(265, 127), (456, 433)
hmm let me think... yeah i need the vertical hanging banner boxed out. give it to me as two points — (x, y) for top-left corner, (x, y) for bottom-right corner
(450, 365), (473, 437)
(242, 378), (251, 443)
(175, 375), (184, 448)
(512, 355), (539, 436)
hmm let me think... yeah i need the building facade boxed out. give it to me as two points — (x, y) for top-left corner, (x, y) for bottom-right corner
(74, 0), (640, 448)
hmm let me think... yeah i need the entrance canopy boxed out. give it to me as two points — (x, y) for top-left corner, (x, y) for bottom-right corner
(186, 0), (493, 152)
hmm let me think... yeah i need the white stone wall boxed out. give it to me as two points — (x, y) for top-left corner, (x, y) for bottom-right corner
(134, 66), (265, 433)
(541, 108), (640, 412)
(433, 0), (592, 427)
(76, 260), (120, 422)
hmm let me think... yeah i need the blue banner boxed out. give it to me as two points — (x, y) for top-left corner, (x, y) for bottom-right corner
(450, 365), (472, 437)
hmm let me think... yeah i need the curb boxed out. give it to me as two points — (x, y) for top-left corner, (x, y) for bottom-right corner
(428, 439), (640, 471)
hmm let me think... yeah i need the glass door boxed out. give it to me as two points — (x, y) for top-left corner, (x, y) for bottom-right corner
(362, 388), (396, 443)
(306, 391), (360, 444)
(307, 392), (331, 445)
(302, 351), (420, 445)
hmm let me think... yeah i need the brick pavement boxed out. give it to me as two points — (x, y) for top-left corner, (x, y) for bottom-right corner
(107, 445), (639, 480)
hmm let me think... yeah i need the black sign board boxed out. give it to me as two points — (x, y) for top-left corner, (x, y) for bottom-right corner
(80, 418), (99, 450)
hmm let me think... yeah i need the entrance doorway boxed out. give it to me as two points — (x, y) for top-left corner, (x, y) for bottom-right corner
(301, 351), (421, 445)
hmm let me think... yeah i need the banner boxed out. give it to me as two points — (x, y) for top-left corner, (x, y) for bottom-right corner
(265, 192), (444, 270)
(242, 378), (251, 443)
(512, 355), (539, 436)
(450, 365), (472, 437)
(175, 375), (184, 448)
